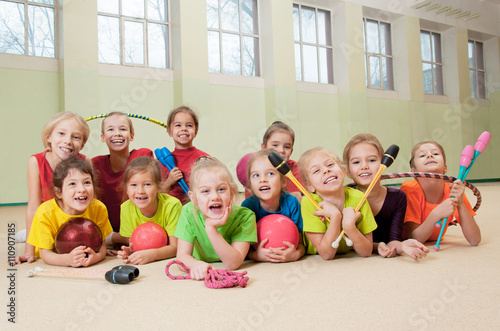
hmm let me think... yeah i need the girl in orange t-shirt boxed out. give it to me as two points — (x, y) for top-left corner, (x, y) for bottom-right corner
(401, 141), (481, 245)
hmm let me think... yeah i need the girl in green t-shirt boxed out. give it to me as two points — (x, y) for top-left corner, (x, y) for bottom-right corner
(175, 158), (257, 280)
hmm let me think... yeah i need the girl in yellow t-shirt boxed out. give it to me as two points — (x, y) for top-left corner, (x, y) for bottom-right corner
(27, 158), (112, 267)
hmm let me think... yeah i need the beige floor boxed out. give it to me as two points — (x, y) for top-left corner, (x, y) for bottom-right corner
(1, 183), (500, 330)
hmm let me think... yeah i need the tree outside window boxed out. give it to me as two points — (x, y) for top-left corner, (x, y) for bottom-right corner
(98, 0), (169, 69)
(0, 0), (55, 58)
(207, 0), (260, 76)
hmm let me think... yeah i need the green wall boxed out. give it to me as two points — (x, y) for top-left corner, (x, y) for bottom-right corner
(1, 0), (499, 204)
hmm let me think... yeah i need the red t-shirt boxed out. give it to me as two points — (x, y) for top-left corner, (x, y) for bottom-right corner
(401, 180), (476, 241)
(91, 148), (153, 231)
(160, 147), (210, 204)
(33, 150), (86, 202)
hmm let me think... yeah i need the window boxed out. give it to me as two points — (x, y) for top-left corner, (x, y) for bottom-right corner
(207, 0), (260, 76)
(363, 18), (393, 90)
(468, 40), (486, 99)
(98, 0), (169, 68)
(0, 0), (56, 57)
(421, 30), (443, 95)
(293, 4), (333, 84)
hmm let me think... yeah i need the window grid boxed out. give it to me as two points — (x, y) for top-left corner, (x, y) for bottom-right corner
(363, 18), (394, 90)
(0, 0), (56, 58)
(293, 3), (333, 84)
(97, 0), (169, 68)
(421, 30), (444, 95)
(468, 40), (486, 99)
(207, 0), (260, 76)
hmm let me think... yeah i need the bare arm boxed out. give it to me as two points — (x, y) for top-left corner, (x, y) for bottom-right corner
(342, 207), (372, 257)
(405, 198), (457, 243)
(205, 225), (250, 270)
(457, 202), (481, 246)
(450, 180), (481, 246)
(118, 237), (178, 265)
(176, 238), (212, 280)
(19, 157), (43, 263)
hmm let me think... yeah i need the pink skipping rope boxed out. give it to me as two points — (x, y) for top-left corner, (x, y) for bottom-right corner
(165, 260), (249, 289)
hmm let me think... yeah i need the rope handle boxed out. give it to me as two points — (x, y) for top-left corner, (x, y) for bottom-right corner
(165, 260), (249, 289)
(165, 260), (192, 280)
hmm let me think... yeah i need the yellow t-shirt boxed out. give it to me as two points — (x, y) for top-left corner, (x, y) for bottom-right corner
(27, 199), (113, 257)
(302, 187), (377, 254)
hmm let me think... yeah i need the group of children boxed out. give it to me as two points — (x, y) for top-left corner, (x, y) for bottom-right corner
(15, 108), (482, 281)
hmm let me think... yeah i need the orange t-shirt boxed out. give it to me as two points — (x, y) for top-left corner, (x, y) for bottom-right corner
(400, 180), (476, 241)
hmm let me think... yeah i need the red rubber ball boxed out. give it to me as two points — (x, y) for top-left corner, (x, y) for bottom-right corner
(55, 217), (103, 254)
(130, 223), (168, 251)
(256, 214), (299, 249)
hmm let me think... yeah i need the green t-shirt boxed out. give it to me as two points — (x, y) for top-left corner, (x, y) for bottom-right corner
(174, 202), (257, 263)
(120, 193), (182, 238)
(302, 187), (377, 254)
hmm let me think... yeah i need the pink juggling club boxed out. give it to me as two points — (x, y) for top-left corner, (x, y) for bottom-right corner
(434, 131), (491, 250)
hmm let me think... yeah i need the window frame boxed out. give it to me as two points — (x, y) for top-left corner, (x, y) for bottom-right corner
(468, 39), (486, 100)
(207, 0), (261, 77)
(420, 29), (444, 96)
(293, 2), (334, 84)
(0, 0), (57, 58)
(97, 0), (170, 69)
(363, 17), (394, 90)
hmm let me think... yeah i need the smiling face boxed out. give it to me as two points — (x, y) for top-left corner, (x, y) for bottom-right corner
(347, 143), (381, 188)
(305, 154), (345, 196)
(47, 118), (85, 162)
(101, 114), (134, 152)
(126, 171), (159, 217)
(168, 111), (197, 149)
(411, 143), (447, 173)
(262, 131), (294, 162)
(56, 169), (94, 215)
(190, 170), (233, 220)
(249, 156), (284, 207)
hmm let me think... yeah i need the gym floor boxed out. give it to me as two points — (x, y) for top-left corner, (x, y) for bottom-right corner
(1, 183), (499, 330)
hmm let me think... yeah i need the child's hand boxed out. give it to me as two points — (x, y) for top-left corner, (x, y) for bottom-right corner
(341, 207), (360, 231)
(433, 198), (458, 221)
(117, 243), (134, 262)
(79, 247), (100, 267)
(124, 250), (155, 265)
(313, 201), (341, 222)
(205, 206), (231, 228)
(252, 239), (271, 261)
(68, 245), (87, 267)
(166, 167), (183, 185)
(266, 242), (299, 263)
(377, 242), (397, 258)
(190, 261), (212, 280)
(106, 249), (119, 256)
(15, 254), (35, 264)
(401, 239), (429, 261)
(450, 180), (466, 205)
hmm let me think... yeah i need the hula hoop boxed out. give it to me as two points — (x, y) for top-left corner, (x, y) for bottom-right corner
(85, 113), (168, 129)
(348, 172), (481, 212)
